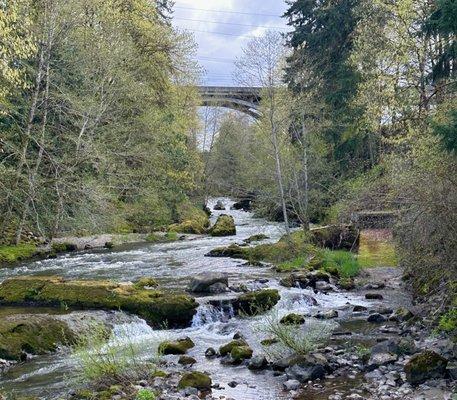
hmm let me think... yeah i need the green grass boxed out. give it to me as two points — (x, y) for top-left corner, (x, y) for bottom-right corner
(438, 309), (457, 333)
(0, 243), (37, 264)
(276, 256), (310, 272)
(146, 231), (178, 243)
(320, 250), (361, 278)
(358, 230), (397, 268)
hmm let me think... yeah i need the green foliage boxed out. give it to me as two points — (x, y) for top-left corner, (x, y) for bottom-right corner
(438, 309), (457, 333)
(0, 243), (37, 264)
(319, 250), (361, 278)
(146, 231), (178, 243)
(136, 389), (156, 400)
(73, 323), (154, 388)
(433, 109), (457, 153)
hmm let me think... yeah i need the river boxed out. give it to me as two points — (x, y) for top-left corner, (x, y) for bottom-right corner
(0, 198), (387, 399)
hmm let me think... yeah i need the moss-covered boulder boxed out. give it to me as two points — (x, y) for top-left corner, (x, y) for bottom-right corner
(404, 350), (448, 385)
(231, 345), (253, 363)
(205, 244), (248, 258)
(0, 314), (75, 361)
(235, 289), (280, 316)
(51, 242), (78, 253)
(244, 234), (270, 244)
(310, 225), (359, 250)
(210, 214), (236, 237)
(219, 339), (249, 356)
(158, 337), (195, 355)
(0, 244), (39, 265)
(134, 277), (158, 289)
(178, 355), (197, 365)
(178, 371), (212, 390)
(0, 276), (197, 329)
(280, 313), (305, 325)
(169, 202), (210, 234)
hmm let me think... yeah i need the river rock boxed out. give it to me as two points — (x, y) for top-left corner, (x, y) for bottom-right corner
(178, 355), (197, 366)
(248, 355), (269, 370)
(365, 293), (384, 300)
(310, 224), (359, 251)
(315, 280), (334, 292)
(210, 214), (236, 237)
(243, 234), (270, 244)
(178, 371), (212, 390)
(285, 364), (326, 382)
(188, 273), (228, 293)
(214, 200), (226, 210)
(367, 313), (387, 323)
(159, 337), (195, 355)
(283, 379), (300, 391)
(280, 313), (305, 325)
(389, 307), (414, 322)
(368, 352), (398, 370)
(404, 350), (448, 385)
(353, 305), (368, 312)
(234, 289), (280, 316)
(0, 276), (198, 329)
(315, 310), (338, 319)
(205, 347), (217, 358)
(279, 273), (310, 288)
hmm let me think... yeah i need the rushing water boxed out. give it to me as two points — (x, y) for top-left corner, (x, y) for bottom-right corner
(0, 198), (380, 399)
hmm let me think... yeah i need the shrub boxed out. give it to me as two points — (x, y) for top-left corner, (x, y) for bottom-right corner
(136, 389), (156, 400)
(72, 323), (156, 389)
(256, 312), (335, 359)
(438, 309), (457, 333)
(320, 250), (361, 278)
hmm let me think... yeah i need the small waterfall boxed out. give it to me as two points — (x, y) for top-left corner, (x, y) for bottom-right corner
(192, 302), (235, 327)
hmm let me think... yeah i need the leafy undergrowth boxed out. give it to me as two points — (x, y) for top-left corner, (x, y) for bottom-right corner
(358, 229), (397, 268)
(0, 243), (37, 264)
(146, 231), (178, 243)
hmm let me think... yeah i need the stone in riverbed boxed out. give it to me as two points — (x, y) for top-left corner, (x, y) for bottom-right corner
(280, 313), (305, 325)
(0, 276), (198, 329)
(188, 273), (228, 293)
(213, 200), (226, 210)
(367, 313), (386, 323)
(158, 337), (195, 355)
(314, 310), (338, 319)
(283, 380), (300, 391)
(404, 350), (448, 385)
(243, 234), (270, 244)
(230, 345), (253, 363)
(205, 347), (217, 358)
(178, 355), (197, 366)
(285, 364), (326, 383)
(219, 339), (249, 356)
(389, 307), (414, 322)
(248, 355), (269, 370)
(178, 372), (212, 390)
(365, 293), (383, 300)
(234, 289), (280, 316)
(0, 314), (75, 361)
(210, 214), (236, 237)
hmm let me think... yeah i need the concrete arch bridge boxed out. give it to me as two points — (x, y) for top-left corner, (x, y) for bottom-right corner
(198, 86), (262, 119)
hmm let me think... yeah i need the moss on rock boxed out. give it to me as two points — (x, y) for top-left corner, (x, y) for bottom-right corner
(219, 339), (249, 356)
(0, 276), (197, 329)
(169, 202), (210, 235)
(235, 289), (280, 316)
(0, 314), (75, 360)
(51, 242), (78, 253)
(280, 313), (305, 325)
(404, 350), (448, 385)
(243, 234), (270, 244)
(0, 244), (38, 264)
(134, 277), (158, 289)
(230, 345), (253, 362)
(210, 214), (236, 237)
(178, 371), (212, 390)
(158, 337), (195, 355)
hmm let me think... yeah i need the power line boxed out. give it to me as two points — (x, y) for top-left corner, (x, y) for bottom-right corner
(182, 28), (258, 39)
(174, 17), (287, 30)
(174, 5), (282, 18)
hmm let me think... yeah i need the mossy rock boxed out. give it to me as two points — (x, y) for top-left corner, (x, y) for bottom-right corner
(178, 355), (197, 365)
(235, 289), (280, 316)
(206, 244), (248, 258)
(280, 313), (305, 325)
(178, 371), (212, 390)
(243, 234), (270, 244)
(338, 277), (355, 290)
(0, 276), (197, 329)
(219, 339), (249, 356)
(0, 314), (75, 361)
(169, 201), (210, 235)
(134, 277), (158, 289)
(210, 214), (236, 237)
(261, 338), (279, 346)
(404, 350), (448, 385)
(230, 345), (253, 362)
(51, 242), (78, 253)
(0, 244), (38, 264)
(158, 337), (194, 355)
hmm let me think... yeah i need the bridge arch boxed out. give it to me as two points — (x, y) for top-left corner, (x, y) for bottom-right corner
(198, 86), (262, 119)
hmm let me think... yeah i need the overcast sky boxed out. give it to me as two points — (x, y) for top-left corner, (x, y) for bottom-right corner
(172, 0), (289, 86)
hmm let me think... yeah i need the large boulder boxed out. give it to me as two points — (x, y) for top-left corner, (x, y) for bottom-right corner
(234, 289), (280, 316)
(214, 200), (226, 211)
(280, 313), (305, 325)
(404, 351), (448, 385)
(0, 314), (75, 361)
(285, 364), (326, 383)
(188, 273), (228, 294)
(205, 244), (247, 258)
(210, 214), (236, 237)
(0, 276), (198, 329)
(219, 339), (249, 356)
